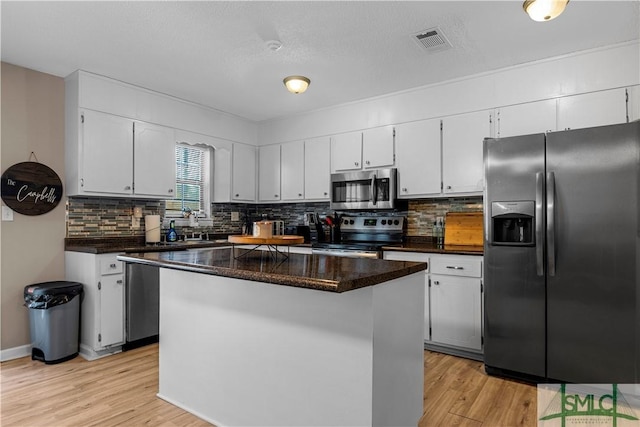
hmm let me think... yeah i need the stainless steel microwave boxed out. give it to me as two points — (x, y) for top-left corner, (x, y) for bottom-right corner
(330, 168), (397, 210)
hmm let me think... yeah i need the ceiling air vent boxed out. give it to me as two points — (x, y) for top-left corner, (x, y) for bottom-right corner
(413, 27), (452, 54)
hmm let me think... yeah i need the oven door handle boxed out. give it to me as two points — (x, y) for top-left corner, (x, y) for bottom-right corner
(371, 174), (377, 206)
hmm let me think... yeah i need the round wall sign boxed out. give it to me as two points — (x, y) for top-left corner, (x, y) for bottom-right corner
(1, 162), (63, 215)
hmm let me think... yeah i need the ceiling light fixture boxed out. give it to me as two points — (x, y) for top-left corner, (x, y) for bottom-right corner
(283, 75), (310, 94)
(523, 0), (569, 22)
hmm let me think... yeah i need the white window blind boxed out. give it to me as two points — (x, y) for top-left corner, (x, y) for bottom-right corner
(165, 144), (209, 215)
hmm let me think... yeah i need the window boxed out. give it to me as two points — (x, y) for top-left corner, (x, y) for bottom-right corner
(165, 143), (211, 218)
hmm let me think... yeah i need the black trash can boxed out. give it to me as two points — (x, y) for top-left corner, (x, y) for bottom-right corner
(24, 281), (83, 364)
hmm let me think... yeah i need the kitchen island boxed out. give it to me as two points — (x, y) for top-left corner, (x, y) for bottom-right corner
(118, 248), (426, 427)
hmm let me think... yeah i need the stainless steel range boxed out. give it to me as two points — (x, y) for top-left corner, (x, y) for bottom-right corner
(311, 215), (405, 258)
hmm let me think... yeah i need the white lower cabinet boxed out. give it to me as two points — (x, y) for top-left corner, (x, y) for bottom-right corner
(65, 252), (125, 360)
(383, 251), (483, 357)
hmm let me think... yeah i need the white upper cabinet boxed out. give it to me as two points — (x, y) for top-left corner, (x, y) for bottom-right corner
(442, 110), (492, 195)
(76, 72), (138, 119)
(71, 110), (176, 199)
(362, 126), (395, 169)
(258, 144), (281, 202)
(79, 110), (134, 195)
(395, 119), (441, 198)
(232, 143), (256, 202)
(496, 99), (557, 138)
(331, 127), (394, 172)
(557, 88), (628, 131)
(213, 146), (232, 203)
(67, 72), (179, 200)
(304, 137), (331, 201)
(134, 121), (176, 198)
(281, 141), (305, 201)
(331, 131), (362, 172)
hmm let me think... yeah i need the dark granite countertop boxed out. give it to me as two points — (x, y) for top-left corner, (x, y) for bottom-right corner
(65, 236), (236, 254)
(117, 248), (427, 293)
(382, 237), (483, 256)
(65, 236), (312, 254)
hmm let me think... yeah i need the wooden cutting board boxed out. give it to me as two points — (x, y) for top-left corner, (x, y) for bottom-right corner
(228, 235), (305, 245)
(444, 212), (483, 246)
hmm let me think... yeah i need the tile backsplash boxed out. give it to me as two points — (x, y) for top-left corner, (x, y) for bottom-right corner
(66, 198), (163, 237)
(66, 196), (483, 238)
(407, 197), (483, 237)
(66, 197), (333, 238)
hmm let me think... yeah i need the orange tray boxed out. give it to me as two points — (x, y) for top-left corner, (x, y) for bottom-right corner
(228, 235), (305, 245)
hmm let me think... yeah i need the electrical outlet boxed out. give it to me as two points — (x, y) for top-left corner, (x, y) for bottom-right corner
(231, 211), (240, 221)
(2, 206), (14, 221)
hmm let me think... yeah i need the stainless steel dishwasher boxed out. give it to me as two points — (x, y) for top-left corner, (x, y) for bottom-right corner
(124, 263), (159, 350)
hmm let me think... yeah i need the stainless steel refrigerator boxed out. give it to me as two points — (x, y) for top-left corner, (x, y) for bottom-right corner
(483, 121), (640, 383)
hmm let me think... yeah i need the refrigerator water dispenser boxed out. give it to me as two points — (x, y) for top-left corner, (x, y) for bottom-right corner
(490, 201), (535, 246)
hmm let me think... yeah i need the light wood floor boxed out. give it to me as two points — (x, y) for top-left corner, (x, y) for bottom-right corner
(1, 344), (537, 426)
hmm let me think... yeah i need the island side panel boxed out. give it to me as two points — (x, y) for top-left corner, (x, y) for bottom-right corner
(157, 268), (375, 427)
(372, 272), (425, 427)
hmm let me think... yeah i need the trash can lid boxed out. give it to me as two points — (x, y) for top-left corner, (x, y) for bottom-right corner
(24, 281), (83, 297)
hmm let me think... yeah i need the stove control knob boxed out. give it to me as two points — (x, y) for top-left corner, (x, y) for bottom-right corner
(394, 219), (400, 225)
(381, 219), (387, 225)
(350, 219), (355, 225)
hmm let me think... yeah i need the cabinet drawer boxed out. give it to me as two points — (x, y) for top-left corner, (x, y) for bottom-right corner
(99, 254), (123, 275)
(430, 256), (482, 278)
(383, 251), (430, 273)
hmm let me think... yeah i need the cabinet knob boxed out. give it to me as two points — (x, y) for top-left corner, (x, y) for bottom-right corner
(124, 185), (131, 190)
(402, 188), (408, 192)
(275, 194), (279, 198)
(446, 266), (464, 270)
(324, 192), (328, 196)
(110, 263), (117, 269)
(116, 280), (123, 285)
(168, 189), (174, 193)
(446, 185), (452, 190)
(433, 280), (440, 285)
(355, 162), (359, 167)
(235, 194), (240, 197)
(298, 193), (302, 197)
(365, 160), (370, 165)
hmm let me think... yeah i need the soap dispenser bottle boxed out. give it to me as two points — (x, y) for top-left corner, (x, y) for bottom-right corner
(166, 220), (178, 242)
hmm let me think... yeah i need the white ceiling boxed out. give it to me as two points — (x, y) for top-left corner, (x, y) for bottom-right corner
(2, 1), (639, 122)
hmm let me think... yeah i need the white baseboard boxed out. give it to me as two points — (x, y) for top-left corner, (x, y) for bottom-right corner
(157, 393), (222, 427)
(0, 344), (31, 362)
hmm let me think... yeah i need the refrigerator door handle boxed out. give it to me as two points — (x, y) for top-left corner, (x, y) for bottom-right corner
(535, 172), (544, 276)
(547, 171), (556, 276)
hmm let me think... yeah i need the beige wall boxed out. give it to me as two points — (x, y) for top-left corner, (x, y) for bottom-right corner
(1, 62), (66, 352)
